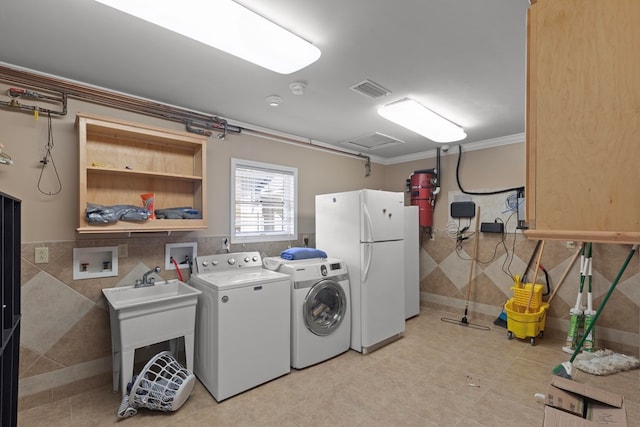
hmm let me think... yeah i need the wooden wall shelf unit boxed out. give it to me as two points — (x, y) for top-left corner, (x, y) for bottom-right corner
(77, 113), (208, 234)
(525, 0), (640, 244)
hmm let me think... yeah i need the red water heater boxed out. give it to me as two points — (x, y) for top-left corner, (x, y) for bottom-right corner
(410, 171), (436, 228)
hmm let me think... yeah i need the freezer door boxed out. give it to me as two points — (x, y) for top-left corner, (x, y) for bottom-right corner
(361, 190), (405, 242)
(360, 240), (405, 348)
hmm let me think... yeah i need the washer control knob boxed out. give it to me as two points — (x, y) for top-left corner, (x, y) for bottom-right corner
(202, 261), (209, 266)
(252, 255), (259, 262)
(244, 256), (251, 263)
(228, 258), (236, 265)
(212, 260), (218, 266)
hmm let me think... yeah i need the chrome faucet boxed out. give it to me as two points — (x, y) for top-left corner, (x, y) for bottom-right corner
(135, 266), (161, 288)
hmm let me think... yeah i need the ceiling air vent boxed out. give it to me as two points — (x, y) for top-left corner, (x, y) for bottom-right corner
(340, 132), (404, 151)
(350, 79), (391, 99)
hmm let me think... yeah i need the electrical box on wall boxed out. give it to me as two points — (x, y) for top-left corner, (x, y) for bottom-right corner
(165, 242), (197, 271)
(73, 246), (118, 280)
(450, 201), (476, 219)
(480, 222), (504, 234)
(516, 187), (527, 229)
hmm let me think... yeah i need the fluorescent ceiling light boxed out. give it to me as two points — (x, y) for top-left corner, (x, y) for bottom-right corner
(94, 0), (321, 74)
(378, 98), (466, 143)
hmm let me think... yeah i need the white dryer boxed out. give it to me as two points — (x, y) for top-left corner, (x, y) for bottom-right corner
(264, 257), (351, 369)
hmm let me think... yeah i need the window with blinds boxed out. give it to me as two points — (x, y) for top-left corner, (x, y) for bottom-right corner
(231, 158), (297, 243)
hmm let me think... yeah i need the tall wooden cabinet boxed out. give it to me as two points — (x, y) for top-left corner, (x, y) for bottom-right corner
(76, 113), (208, 234)
(525, 0), (640, 243)
(1, 192), (20, 427)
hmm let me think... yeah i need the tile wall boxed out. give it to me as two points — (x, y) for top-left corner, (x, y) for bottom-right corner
(421, 232), (640, 355)
(18, 235), (302, 406)
(18, 232), (640, 410)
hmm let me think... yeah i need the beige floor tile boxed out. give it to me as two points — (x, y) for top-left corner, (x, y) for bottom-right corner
(504, 357), (557, 384)
(454, 418), (485, 427)
(389, 382), (472, 426)
(358, 400), (438, 426)
(17, 398), (72, 427)
(465, 390), (543, 426)
(17, 307), (639, 426)
(489, 370), (549, 410)
(286, 391), (371, 427)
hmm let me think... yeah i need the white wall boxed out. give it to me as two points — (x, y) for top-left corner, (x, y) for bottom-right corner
(0, 92), (385, 242)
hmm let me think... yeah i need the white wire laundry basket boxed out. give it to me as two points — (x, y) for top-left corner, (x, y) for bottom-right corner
(118, 351), (196, 418)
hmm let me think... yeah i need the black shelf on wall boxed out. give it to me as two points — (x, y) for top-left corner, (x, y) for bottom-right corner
(1, 192), (21, 427)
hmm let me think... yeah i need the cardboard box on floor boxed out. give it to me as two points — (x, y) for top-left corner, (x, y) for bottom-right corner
(542, 376), (627, 426)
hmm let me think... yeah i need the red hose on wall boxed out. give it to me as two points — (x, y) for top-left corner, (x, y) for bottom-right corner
(171, 257), (184, 282)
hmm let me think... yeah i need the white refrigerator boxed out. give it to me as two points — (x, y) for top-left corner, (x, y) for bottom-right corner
(316, 189), (405, 353)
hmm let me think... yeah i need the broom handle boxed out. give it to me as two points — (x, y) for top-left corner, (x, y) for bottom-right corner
(526, 240), (545, 312)
(547, 245), (581, 306)
(522, 240), (543, 284)
(464, 207), (482, 306)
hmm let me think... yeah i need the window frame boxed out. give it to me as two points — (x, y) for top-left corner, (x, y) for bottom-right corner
(230, 158), (298, 244)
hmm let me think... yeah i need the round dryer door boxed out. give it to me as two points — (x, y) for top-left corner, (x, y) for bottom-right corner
(303, 280), (347, 336)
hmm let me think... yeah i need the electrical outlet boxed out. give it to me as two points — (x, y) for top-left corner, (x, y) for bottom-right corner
(35, 247), (49, 264)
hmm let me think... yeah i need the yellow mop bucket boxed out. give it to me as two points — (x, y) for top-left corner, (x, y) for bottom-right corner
(505, 298), (549, 345)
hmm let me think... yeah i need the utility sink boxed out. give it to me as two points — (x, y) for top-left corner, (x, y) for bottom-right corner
(102, 279), (201, 311)
(102, 279), (202, 396)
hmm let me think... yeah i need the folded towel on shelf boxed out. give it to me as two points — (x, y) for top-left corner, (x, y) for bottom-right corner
(85, 203), (151, 223)
(280, 247), (327, 260)
(154, 207), (202, 219)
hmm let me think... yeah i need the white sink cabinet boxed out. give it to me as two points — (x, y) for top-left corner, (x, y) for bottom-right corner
(102, 280), (201, 395)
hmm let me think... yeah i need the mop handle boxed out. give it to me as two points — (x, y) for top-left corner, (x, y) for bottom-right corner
(526, 240), (545, 312)
(569, 244), (638, 363)
(464, 207), (482, 309)
(573, 243), (588, 311)
(586, 242), (594, 312)
(521, 240), (543, 285)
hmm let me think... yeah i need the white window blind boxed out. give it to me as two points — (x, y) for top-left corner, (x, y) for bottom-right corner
(231, 158), (297, 243)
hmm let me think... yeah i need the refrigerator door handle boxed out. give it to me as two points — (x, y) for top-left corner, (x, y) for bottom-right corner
(362, 243), (372, 283)
(362, 202), (373, 242)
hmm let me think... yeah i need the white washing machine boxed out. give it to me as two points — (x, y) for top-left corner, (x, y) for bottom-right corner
(264, 257), (351, 369)
(189, 252), (291, 401)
